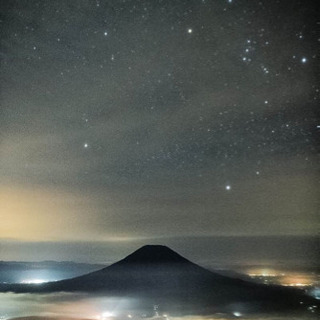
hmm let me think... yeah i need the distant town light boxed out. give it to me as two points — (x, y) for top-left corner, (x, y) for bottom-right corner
(101, 311), (113, 319)
(21, 279), (48, 284)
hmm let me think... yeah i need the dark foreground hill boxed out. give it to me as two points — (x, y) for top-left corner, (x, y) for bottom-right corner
(1, 245), (318, 315)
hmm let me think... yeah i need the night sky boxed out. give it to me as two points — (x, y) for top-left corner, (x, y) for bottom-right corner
(1, 0), (319, 262)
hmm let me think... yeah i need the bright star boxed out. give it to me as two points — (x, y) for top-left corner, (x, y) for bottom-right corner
(301, 57), (307, 63)
(187, 28), (193, 34)
(225, 185), (231, 190)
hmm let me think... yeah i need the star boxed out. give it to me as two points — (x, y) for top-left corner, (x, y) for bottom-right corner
(84, 143), (88, 148)
(301, 57), (307, 63)
(262, 66), (269, 74)
(225, 185), (231, 190)
(104, 31), (108, 36)
(187, 28), (193, 34)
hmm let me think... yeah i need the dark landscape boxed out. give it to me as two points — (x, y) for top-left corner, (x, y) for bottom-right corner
(1, 245), (319, 319)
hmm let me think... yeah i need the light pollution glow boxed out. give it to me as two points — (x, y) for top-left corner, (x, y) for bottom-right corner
(0, 185), (119, 242)
(21, 279), (50, 284)
(246, 268), (319, 287)
(0, 290), (310, 319)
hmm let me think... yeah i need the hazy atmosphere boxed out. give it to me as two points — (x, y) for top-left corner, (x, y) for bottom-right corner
(1, 0), (319, 263)
(1, 1), (319, 319)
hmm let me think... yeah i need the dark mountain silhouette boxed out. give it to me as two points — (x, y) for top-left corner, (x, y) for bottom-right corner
(1, 245), (318, 315)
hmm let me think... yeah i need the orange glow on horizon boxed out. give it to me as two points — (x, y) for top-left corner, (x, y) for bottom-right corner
(0, 185), (100, 241)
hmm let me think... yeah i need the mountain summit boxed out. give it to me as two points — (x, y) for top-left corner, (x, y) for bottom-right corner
(0, 245), (318, 315)
(111, 245), (191, 265)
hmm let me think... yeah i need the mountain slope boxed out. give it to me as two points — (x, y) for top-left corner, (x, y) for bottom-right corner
(1, 245), (318, 315)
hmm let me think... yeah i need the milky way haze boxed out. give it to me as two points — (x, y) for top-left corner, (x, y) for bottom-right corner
(0, 0), (319, 261)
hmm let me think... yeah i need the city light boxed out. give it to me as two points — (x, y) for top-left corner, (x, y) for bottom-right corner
(21, 279), (49, 284)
